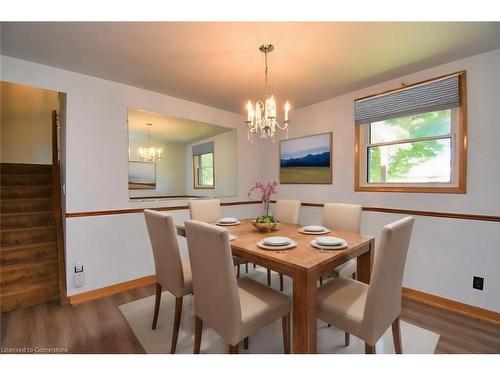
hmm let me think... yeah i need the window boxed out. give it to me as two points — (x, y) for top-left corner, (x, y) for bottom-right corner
(193, 142), (214, 189)
(355, 72), (467, 193)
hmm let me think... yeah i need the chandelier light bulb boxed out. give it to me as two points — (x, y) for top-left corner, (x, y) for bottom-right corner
(246, 101), (254, 122)
(285, 101), (290, 122)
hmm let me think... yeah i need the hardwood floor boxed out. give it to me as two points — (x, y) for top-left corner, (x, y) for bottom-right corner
(401, 298), (500, 354)
(1, 285), (152, 353)
(1, 285), (499, 354)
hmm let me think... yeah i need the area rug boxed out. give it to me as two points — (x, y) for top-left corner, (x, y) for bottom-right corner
(119, 267), (440, 354)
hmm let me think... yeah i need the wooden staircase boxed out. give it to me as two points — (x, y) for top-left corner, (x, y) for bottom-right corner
(1, 163), (60, 312)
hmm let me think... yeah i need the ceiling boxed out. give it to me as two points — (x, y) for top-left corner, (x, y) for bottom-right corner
(2, 22), (500, 113)
(128, 109), (232, 144)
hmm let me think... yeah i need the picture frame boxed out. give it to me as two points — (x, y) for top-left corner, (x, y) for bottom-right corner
(128, 161), (156, 189)
(279, 132), (332, 184)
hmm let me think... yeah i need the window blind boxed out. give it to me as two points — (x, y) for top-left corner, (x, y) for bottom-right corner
(192, 142), (214, 156)
(354, 75), (460, 125)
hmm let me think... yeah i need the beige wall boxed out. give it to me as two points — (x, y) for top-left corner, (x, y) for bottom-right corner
(0, 81), (59, 164)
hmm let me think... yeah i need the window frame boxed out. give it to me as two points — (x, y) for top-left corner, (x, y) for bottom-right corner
(354, 71), (467, 193)
(193, 144), (215, 190)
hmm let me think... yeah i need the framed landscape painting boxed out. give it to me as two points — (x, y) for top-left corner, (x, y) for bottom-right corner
(280, 132), (332, 184)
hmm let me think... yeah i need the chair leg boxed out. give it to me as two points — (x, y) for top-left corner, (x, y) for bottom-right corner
(365, 343), (376, 354)
(344, 332), (350, 346)
(245, 262), (249, 273)
(267, 268), (271, 286)
(170, 296), (183, 354)
(352, 272), (357, 280)
(319, 276), (323, 286)
(228, 344), (239, 354)
(282, 313), (291, 354)
(243, 337), (249, 350)
(392, 316), (402, 354)
(194, 316), (203, 354)
(152, 283), (162, 329)
(237, 264), (240, 278)
(279, 273), (284, 291)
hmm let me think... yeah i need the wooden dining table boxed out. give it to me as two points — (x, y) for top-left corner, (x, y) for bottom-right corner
(176, 219), (375, 354)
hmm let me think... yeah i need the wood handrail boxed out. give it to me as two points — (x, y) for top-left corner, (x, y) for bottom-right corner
(52, 110), (68, 304)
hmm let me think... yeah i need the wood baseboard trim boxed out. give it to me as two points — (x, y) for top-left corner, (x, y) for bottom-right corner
(66, 276), (499, 327)
(402, 287), (500, 326)
(69, 275), (156, 305)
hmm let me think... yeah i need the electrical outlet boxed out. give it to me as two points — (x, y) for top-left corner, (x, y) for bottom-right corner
(473, 276), (484, 290)
(74, 263), (85, 288)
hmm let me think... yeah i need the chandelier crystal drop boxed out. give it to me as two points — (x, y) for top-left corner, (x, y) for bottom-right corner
(138, 123), (163, 162)
(245, 44), (290, 142)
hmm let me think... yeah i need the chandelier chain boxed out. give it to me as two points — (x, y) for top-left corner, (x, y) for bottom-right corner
(264, 49), (269, 98)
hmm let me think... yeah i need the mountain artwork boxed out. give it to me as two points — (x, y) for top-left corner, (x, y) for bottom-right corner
(279, 132), (332, 184)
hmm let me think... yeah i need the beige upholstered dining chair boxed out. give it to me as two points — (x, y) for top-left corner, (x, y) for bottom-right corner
(144, 209), (193, 354)
(185, 220), (291, 354)
(269, 199), (302, 291)
(275, 199), (301, 224)
(189, 198), (221, 224)
(189, 199), (246, 276)
(321, 203), (362, 282)
(317, 216), (415, 354)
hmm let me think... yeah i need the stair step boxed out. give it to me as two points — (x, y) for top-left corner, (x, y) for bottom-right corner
(1, 276), (59, 312)
(1, 186), (52, 199)
(1, 257), (59, 287)
(1, 211), (55, 229)
(0, 163), (52, 175)
(0, 174), (52, 186)
(1, 241), (58, 265)
(1, 225), (57, 247)
(0, 197), (53, 213)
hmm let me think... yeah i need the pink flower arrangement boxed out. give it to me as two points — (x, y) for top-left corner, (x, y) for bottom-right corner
(248, 181), (278, 216)
(248, 181), (278, 202)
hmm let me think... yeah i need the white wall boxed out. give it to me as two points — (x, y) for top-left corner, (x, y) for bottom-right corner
(0, 81), (58, 164)
(1, 55), (265, 296)
(263, 49), (500, 312)
(186, 129), (238, 197)
(128, 139), (187, 197)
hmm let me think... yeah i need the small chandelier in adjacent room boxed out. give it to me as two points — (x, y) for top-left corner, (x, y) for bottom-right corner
(245, 44), (290, 141)
(138, 123), (162, 162)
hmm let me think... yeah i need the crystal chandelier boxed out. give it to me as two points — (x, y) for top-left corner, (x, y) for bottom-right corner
(138, 123), (162, 162)
(245, 44), (290, 141)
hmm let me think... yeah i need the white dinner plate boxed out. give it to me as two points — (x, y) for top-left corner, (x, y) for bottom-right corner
(257, 240), (297, 251)
(218, 217), (239, 224)
(315, 236), (345, 246)
(299, 226), (330, 235)
(310, 239), (348, 250)
(216, 220), (241, 226)
(263, 236), (291, 246)
(303, 225), (326, 232)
